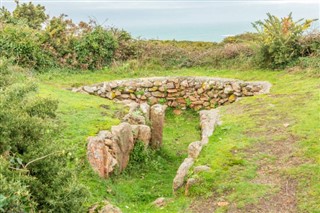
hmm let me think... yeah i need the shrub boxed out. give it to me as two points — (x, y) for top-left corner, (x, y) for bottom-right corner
(74, 26), (117, 70)
(0, 59), (88, 212)
(12, 1), (48, 29)
(0, 23), (53, 69)
(299, 31), (320, 57)
(222, 32), (259, 44)
(0, 158), (36, 212)
(0, 0), (47, 29)
(253, 13), (317, 69)
(136, 40), (193, 69)
(0, 2), (118, 71)
(125, 141), (162, 173)
(111, 28), (139, 61)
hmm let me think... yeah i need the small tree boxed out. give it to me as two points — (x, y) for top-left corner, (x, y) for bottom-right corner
(253, 13), (317, 68)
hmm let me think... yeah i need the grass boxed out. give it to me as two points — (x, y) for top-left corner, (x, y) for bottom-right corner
(36, 67), (319, 212)
(102, 109), (200, 212)
(38, 76), (201, 211)
(188, 72), (320, 212)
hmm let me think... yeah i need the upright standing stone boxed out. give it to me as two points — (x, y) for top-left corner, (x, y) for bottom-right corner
(87, 136), (108, 177)
(111, 122), (134, 171)
(150, 104), (166, 149)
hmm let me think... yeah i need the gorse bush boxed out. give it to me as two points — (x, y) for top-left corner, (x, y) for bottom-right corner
(75, 26), (117, 70)
(0, 1), (120, 70)
(253, 13), (317, 68)
(0, 1), (47, 29)
(0, 158), (36, 212)
(0, 23), (52, 69)
(0, 59), (88, 212)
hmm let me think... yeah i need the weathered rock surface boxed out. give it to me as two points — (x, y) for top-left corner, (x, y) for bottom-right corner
(87, 134), (118, 178)
(137, 125), (151, 146)
(152, 197), (166, 208)
(139, 102), (150, 122)
(188, 141), (203, 159)
(100, 204), (122, 213)
(111, 122), (134, 172)
(74, 77), (271, 110)
(150, 104), (166, 149)
(131, 125), (140, 140)
(194, 165), (211, 173)
(87, 101), (154, 179)
(122, 113), (146, 125)
(173, 157), (194, 191)
(119, 100), (139, 113)
(87, 136), (109, 177)
(185, 178), (198, 196)
(89, 201), (122, 213)
(199, 109), (220, 144)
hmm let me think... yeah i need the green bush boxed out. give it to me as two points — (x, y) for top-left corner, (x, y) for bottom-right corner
(0, 158), (36, 212)
(75, 26), (117, 70)
(111, 28), (139, 62)
(299, 31), (320, 57)
(253, 13), (317, 69)
(12, 1), (48, 29)
(0, 2), (118, 71)
(0, 23), (53, 69)
(0, 59), (88, 212)
(0, 0), (47, 29)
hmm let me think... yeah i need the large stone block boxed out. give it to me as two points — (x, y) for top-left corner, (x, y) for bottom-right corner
(138, 125), (152, 146)
(111, 122), (134, 171)
(173, 158), (194, 191)
(188, 141), (203, 159)
(150, 104), (166, 149)
(87, 136), (118, 178)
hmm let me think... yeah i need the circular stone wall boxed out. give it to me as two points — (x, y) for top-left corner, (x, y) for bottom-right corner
(74, 76), (271, 110)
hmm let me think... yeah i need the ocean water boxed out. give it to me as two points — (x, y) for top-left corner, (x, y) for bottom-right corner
(2, 0), (320, 42)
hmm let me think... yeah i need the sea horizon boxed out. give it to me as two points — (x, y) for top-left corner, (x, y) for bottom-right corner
(2, 0), (319, 42)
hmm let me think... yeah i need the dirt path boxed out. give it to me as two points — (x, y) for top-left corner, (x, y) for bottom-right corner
(190, 96), (305, 213)
(233, 128), (301, 213)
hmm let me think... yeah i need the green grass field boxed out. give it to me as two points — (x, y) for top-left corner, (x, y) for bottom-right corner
(37, 68), (319, 212)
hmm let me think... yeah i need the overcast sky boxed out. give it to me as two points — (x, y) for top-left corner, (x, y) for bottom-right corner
(2, 0), (319, 41)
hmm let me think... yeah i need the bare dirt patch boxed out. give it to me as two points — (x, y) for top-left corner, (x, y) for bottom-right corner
(239, 133), (301, 213)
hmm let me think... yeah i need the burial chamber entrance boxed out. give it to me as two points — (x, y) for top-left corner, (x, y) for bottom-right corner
(73, 76), (271, 191)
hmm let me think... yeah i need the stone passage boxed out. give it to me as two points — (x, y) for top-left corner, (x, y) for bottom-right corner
(87, 101), (166, 178)
(76, 77), (271, 179)
(75, 76), (272, 212)
(73, 77), (271, 110)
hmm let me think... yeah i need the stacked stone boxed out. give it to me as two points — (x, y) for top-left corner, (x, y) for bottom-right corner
(87, 102), (166, 178)
(75, 77), (270, 110)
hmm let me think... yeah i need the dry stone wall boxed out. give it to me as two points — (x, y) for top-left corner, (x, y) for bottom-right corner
(73, 77), (271, 110)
